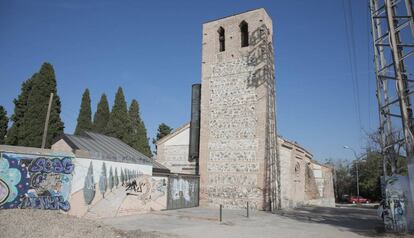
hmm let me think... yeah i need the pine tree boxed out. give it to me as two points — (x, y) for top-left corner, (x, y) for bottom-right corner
(105, 87), (131, 143)
(0, 106), (8, 144)
(18, 63), (64, 148)
(6, 76), (34, 145)
(74, 89), (92, 135)
(93, 94), (110, 133)
(128, 100), (152, 157)
(153, 123), (173, 154)
(154, 123), (173, 142)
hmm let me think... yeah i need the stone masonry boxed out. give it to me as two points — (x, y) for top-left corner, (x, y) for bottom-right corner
(199, 9), (278, 210)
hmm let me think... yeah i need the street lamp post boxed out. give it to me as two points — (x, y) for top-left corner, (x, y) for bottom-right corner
(343, 146), (366, 204)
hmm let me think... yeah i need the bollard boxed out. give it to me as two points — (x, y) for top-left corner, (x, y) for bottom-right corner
(247, 201), (249, 218)
(219, 204), (222, 222)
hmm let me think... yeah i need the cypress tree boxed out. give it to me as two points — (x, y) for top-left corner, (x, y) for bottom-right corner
(99, 162), (108, 198)
(114, 168), (119, 188)
(6, 76), (34, 145)
(0, 106), (8, 144)
(120, 169), (125, 185)
(128, 100), (152, 157)
(108, 166), (114, 192)
(74, 89), (93, 135)
(125, 168), (129, 182)
(105, 87), (131, 143)
(18, 63), (64, 148)
(83, 161), (95, 205)
(93, 94), (110, 133)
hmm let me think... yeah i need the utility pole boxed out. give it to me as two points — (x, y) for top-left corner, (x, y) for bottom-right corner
(369, 0), (414, 232)
(41, 93), (53, 149)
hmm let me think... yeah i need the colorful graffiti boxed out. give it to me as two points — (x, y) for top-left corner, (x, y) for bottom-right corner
(0, 153), (74, 211)
(381, 175), (409, 233)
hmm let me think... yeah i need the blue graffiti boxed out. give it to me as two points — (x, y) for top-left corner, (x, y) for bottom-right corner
(28, 157), (74, 174)
(0, 155), (27, 207)
(20, 195), (70, 211)
(0, 153), (74, 211)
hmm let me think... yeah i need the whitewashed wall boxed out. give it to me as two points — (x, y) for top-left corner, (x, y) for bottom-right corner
(71, 157), (152, 194)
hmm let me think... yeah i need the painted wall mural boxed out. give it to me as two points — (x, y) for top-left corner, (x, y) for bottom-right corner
(0, 153), (74, 211)
(116, 175), (168, 216)
(382, 175), (409, 233)
(83, 161), (95, 205)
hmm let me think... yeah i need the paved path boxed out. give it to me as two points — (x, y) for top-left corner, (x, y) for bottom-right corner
(102, 206), (413, 238)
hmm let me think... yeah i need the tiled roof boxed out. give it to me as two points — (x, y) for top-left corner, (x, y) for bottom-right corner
(62, 131), (152, 165)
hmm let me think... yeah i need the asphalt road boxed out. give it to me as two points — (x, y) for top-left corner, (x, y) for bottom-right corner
(1, 206), (412, 238)
(102, 206), (413, 238)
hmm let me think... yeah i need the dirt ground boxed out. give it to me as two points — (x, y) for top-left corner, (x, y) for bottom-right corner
(0, 209), (162, 238)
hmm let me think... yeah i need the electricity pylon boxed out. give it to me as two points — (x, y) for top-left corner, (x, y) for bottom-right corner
(370, 0), (414, 232)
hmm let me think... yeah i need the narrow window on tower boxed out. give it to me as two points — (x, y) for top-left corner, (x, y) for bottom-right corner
(218, 27), (225, 52)
(240, 21), (249, 47)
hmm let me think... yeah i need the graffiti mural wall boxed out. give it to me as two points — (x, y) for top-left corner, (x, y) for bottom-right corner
(117, 175), (168, 216)
(382, 175), (410, 232)
(68, 157), (161, 218)
(0, 152), (74, 211)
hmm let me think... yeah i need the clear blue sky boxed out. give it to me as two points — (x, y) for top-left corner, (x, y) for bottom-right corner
(0, 0), (376, 161)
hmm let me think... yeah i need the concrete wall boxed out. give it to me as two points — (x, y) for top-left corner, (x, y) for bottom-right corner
(199, 8), (276, 210)
(68, 157), (154, 217)
(52, 138), (171, 218)
(156, 124), (196, 174)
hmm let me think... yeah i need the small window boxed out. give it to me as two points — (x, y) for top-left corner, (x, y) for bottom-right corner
(240, 21), (249, 47)
(218, 27), (225, 52)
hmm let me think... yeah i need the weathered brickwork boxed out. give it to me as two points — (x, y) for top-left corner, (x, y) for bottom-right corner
(155, 123), (335, 209)
(206, 55), (263, 209)
(155, 9), (335, 210)
(199, 9), (277, 210)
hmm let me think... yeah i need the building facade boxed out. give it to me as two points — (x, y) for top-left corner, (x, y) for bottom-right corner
(199, 8), (278, 210)
(156, 123), (335, 209)
(278, 137), (335, 208)
(155, 123), (197, 174)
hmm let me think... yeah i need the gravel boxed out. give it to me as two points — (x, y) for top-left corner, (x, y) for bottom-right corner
(0, 209), (163, 238)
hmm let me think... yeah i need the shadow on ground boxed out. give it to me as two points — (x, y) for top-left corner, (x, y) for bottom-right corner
(276, 206), (389, 237)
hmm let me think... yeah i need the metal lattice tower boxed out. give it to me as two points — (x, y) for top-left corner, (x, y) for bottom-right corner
(370, 0), (414, 231)
(256, 25), (280, 212)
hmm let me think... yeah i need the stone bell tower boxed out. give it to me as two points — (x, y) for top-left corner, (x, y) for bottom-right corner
(198, 8), (279, 210)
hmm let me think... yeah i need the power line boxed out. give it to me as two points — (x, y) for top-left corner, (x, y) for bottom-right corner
(342, 0), (363, 133)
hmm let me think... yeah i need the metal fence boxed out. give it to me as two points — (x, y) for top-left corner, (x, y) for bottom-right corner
(167, 174), (199, 209)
